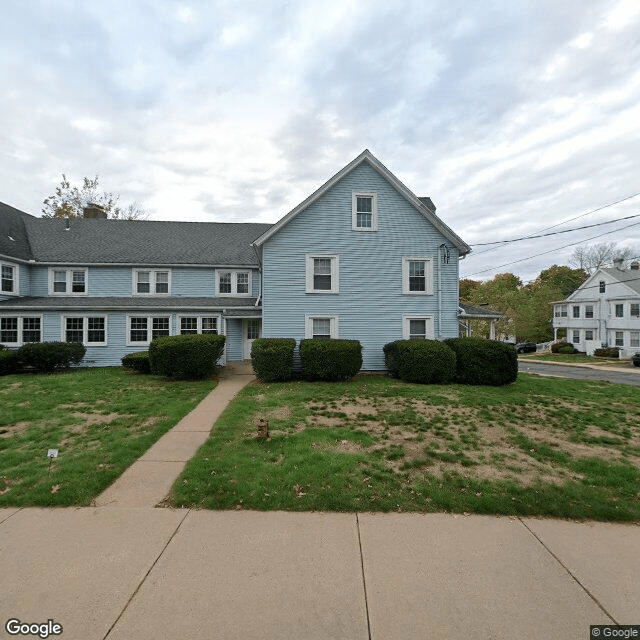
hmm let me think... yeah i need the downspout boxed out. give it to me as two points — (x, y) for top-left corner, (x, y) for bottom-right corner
(251, 243), (263, 308)
(437, 244), (445, 339)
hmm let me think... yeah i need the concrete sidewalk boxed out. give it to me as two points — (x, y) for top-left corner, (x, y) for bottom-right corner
(1, 507), (638, 640)
(95, 362), (255, 508)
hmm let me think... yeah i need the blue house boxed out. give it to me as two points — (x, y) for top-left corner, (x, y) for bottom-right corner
(0, 150), (470, 370)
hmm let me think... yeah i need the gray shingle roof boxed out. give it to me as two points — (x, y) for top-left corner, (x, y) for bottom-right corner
(0, 202), (34, 261)
(601, 268), (640, 295)
(0, 296), (260, 310)
(22, 218), (272, 265)
(459, 303), (503, 318)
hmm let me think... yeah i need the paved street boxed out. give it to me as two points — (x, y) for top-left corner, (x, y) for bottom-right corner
(519, 360), (640, 386)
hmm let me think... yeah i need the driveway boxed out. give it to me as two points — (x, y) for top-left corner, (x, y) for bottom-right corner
(519, 360), (640, 386)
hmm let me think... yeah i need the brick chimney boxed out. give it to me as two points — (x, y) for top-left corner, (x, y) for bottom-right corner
(418, 197), (436, 213)
(83, 203), (107, 219)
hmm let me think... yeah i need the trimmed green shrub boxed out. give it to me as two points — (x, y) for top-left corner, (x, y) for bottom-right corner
(551, 341), (567, 353)
(557, 344), (576, 354)
(444, 337), (518, 386)
(299, 339), (362, 381)
(0, 349), (21, 376)
(251, 338), (296, 382)
(594, 347), (620, 358)
(384, 339), (456, 384)
(149, 333), (226, 379)
(17, 341), (86, 373)
(121, 351), (152, 374)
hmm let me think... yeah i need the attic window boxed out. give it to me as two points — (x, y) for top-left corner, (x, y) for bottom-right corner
(599, 281), (606, 293)
(352, 192), (378, 231)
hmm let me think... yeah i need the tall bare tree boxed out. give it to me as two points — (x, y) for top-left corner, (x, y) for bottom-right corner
(42, 175), (147, 220)
(569, 242), (637, 274)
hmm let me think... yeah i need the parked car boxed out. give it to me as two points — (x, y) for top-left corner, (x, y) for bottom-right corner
(515, 342), (537, 354)
(632, 353), (640, 367)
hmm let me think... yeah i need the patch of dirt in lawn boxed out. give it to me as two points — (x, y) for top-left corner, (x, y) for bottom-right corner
(0, 382), (23, 394)
(136, 415), (166, 430)
(266, 406), (292, 421)
(69, 412), (133, 429)
(0, 422), (30, 438)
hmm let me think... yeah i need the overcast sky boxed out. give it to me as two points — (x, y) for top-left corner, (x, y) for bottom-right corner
(2, 0), (639, 281)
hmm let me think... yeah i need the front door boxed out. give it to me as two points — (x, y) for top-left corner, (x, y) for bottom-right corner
(243, 319), (261, 359)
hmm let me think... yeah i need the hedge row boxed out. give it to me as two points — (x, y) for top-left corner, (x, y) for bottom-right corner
(383, 340), (456, 384)
(250, 338), (296, 382)
(0, 342), (86, 376)
(148, 334), (226, 379)
(444, 337), (517, 386)
(121, 351), (152, 374)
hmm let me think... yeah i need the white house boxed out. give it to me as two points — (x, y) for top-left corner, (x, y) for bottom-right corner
(552, 259), (640, 357)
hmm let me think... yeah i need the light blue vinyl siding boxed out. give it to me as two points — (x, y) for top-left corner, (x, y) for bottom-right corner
(225, 318), (243, 361)
(30, 267), (48, 297)
(172, 268), (215, 296)
(262, 162), (461, 370)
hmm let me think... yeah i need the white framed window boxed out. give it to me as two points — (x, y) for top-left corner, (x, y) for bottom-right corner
(178, 315), (220, 335)
(572, 306), (580, 318)
(631, 331), (640, 348)
(572, 330), (580, 344)
(585, 305), (594, 319)
(305, 255), (339, 294)
(132, 269), (171, 296)
(402, 257), (433, 295)
(62, 316), (107, 346)
(599, 281), (606, 293)
(127, 315), (171, 345)
(1, 261), (18, 295)
(585, 330), (594, 341)
(352, 192), (378, 231)
(1, 316), (42, 346)
(631, 304), (640, 317)
(402, 314), (434, 340)
(305, 314), (339, 339)
(615, 303), (624, 318)
(216, 270), (252, 296)
(615, 331), (624, 347)
(48, 268), (87, 295)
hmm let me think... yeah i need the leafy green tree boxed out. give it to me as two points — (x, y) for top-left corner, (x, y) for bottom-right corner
(42, 175), (147, 220)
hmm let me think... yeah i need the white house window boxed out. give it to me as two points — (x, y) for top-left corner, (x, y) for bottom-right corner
(63, 316), (106, 346)
(402, 257), (433, 295)
(306, 255), (339, 294)
(631, 332), (640, 348)
(631, 304), (639, 317)
(573, 306), (580, 318)
(178, 316), (219, 335)
(352, 192), (377, 231)
(49, 268), (87, 295)
(599, 281), (606, 293)
(615, 331), (624, 347)
(1, 316), (41, 345)
(585, 330), (594, 341)
(615, 304), (624, 318)
(560, 305), (567, 317)
(585, 305), (594, 319)
(217, 270), (252, 296)
(402, 315), (434, 341)
(128, 316), (171, 345)
(133, 270), (171, 296)
(305, 315), (338, 339)
(1, 262), (18, 294)
(572, 330), (580, 344)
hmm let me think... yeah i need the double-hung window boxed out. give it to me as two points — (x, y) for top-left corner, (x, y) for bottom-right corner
(49, 268), (87, 295)
(615, 331), (624, 347)
(572, 330), (580, 344)
(599, 281), (606, 293)
(1, 262), (18, 294)
(631, 303), (639, 317)
(133, 270), (171, 295)
(305, 315), (338, 339)
(127, 316), (171, 345)
(402, 257), (433, 295)
(585, 305), (594, 319)
(352, 192), (378, 231)
(585, 330), (594, 341)
(631, 332), (640, 348)
(217, 270), (252, 296)
(305, 255), (339, 294)
(402, 315), (434, 341)
(1, 316), (42, 345)
(62, 316), (106, 346)
(615, 304), (624, 318)
(178, 316), (219, 335)
(573, 306), (580, 318)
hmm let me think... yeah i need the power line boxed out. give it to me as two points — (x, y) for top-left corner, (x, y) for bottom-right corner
(470, 212), (640, 246)
(464, 219), (640, 277)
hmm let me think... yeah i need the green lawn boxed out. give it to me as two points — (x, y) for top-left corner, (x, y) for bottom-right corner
(171, 374), (640, 521)
(0, 368), (215, 506)
(519, 353), (635, 367)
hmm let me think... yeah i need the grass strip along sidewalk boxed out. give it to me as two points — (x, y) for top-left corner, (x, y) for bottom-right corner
(0, 368), (214, 506)
(172, 374), (640, 521)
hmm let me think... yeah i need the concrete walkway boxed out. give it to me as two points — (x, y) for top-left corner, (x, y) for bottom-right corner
(95, 361), (255, 507)
(1, 507), (638, 640)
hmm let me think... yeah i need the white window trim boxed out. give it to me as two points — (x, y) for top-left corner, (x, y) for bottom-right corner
(0, 315), (43, 346)
(126, 314), (172, 346)
(402, 257), (434, 295)
(0, 261), (19, 296)
(402, 314), (435, 340)
(177, 314), (222, 334)
(304, 314), (339, 339)
(61, 315), (108, 346)
(305, 254), (339, 294)
(48, 268), (88, 296)
(352, 191), (378, 231)
(216, 270), (252, 297)
(132, 269), (172, 296)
